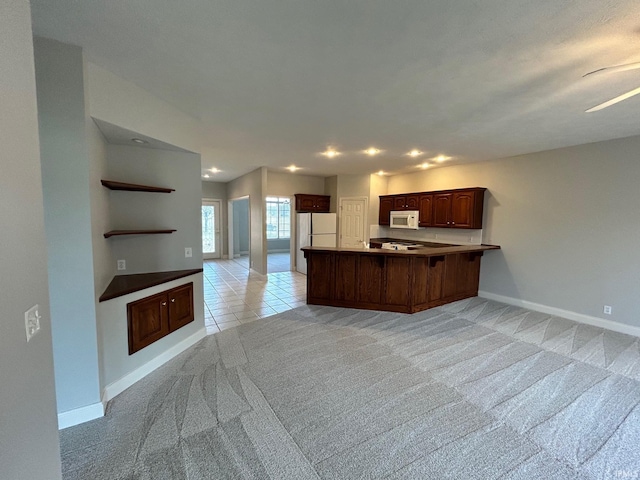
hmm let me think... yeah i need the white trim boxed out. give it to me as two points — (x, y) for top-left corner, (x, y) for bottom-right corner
(58, 402), (105, 430)
(478, 291), (640, 338)
(338, 196), (369, 247)
(101, 327), (207, 405)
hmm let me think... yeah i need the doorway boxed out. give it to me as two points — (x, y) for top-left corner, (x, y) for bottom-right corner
(228, 197), (250, 268)
(266, 195), (292, 273)
(339, 197), (368, 248)
(202, 199), (221, 259)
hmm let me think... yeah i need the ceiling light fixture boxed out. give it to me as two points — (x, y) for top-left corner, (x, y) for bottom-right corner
(435, 155), (450, 162)
(377, 170), (385, 176)
(322, 148), (340, 158)
(287, 165), (299, 172)
(420, 163), (430, 169)
(364, 147), (381, 156)
(203, 174), (210, 179)
(131, 138), (148, 145)
(209, 168), (220, 173)
(408, 149), (423, 157)
(584, 61), (640, 112)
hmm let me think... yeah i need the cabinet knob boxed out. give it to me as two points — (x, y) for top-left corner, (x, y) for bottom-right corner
(447, 221), (450, 225)
(171, 298), (175, 303)
(452, 222), (455, 225)
(161, 301), (167, 306)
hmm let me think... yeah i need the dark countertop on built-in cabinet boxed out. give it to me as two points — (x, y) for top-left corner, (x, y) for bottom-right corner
(99, 268), (203, 302)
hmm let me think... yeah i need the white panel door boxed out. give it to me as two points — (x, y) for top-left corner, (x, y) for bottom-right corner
(339, 198), (367, 248)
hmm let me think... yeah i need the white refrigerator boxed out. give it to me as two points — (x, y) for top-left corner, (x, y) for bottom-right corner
(296, 212), (337, 274)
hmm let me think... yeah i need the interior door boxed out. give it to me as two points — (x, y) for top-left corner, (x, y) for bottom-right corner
(202, 199), (221, 259)
(339, 197), (367, 248)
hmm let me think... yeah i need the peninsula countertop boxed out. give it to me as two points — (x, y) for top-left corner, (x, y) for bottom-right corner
(301, 243), (500, 257)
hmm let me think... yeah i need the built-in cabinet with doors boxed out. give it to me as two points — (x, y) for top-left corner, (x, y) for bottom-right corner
(127, 282), (194, 354)
(379, 187), (485, 229)
(294, 194), (331, 212)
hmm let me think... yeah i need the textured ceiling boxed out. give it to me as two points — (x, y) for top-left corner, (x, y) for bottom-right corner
(31, 0), (640, 182)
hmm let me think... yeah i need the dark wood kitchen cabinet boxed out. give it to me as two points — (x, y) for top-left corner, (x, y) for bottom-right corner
(418, 193), (433, 227)
(378, 196), (394, 225)
(381, 187), (485, 229)
(295, 194), (331, 212)
(433, 189), (485, 229)
(127, 282), (194, 354)
(392, 194), (420, 211)
(303, 245), (498, 313)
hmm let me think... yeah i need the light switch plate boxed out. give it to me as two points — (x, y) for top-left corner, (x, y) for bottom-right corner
(25, 305), (41, 342)
(185, 247), (192, 258)
(117, 259), (126, 270)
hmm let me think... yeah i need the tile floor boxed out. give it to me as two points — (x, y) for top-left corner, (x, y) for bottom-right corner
(203, 256), (307, 334)
(231, 252), (292, 273)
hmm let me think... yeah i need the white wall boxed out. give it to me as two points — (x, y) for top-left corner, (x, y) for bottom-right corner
(0, 2), (62, 478)
(388, 135), (640, 329)
(86, 63), (203, 154)
(267, 171), (326, 196)
(227, 167), (267, 274)
(33, 37), (102, 417)
(106, 145), (203, 273)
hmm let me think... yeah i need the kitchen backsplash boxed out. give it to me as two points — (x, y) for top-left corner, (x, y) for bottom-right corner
(370, 225), (483, 245)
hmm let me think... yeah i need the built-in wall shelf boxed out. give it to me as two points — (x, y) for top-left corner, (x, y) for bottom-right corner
(104, 229), (177, 238)
(101, 179), (175, 193)
(99, 268), (203, 302)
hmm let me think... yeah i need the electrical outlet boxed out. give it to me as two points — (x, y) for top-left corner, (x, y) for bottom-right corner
(603, 305), (612, 315)
(117, 259), (126, 270)
(25, 305), (41, 342)
(185, 247), (192, 258)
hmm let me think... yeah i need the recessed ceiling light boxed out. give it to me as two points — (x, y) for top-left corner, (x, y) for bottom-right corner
(287, 165), (299, 172)
(435, 155), (450, 162)
(407, 149), (423, 157)
(131, 138), (148, 145)
(364, 147), (381, 156)
(203, 174), (210, 179)
(322, 148), (340, 158)
(209, 168), (220, 173)
(420, 163), (430, 169)
(377, 170), (385, 176)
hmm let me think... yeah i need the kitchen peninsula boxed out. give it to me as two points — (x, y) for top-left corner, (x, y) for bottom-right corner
(302, 240), (500, 313)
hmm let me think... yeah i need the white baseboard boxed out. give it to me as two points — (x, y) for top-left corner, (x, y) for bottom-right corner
(101, 328), (207, 405)
(478, 291), (640, 338)
(58, 401), (105, 430)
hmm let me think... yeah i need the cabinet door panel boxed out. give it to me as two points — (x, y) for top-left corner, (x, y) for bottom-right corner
(169, 283), (194, 331)
(405, 194), (420, 210)
(384, 257), (411, 306)
(335, 254), (357, 301)
(393, 196), (407, 210)
(433, 193), (452, 227)
(451, 192), (474, 228)
(413, 257), (430, 305)
(428, 256), (446, 302)
(315, 195), (331, 212)
(379, 197), (393, 225)
(128, 292), (169, 354)
(358, 256), (384, 304)
(443, 254), (459, 298)
(456, 252), (482, 295)
(418, 194), (433, 227)
(308, 252), (333, 300)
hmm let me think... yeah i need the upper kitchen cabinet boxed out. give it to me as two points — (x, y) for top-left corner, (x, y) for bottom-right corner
(392, 194), (420, 211)
(295, 194), (331, 213)
(433, 188), (486, 229)
(418, 193), (433, 227)
(380, 187), (486, 229)
(379, 196), (394, 225)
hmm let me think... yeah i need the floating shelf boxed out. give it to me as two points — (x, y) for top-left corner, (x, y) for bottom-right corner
(104, 229), (177, 238)
(101, 179), (175, 193)
(99, 268), (203, 302)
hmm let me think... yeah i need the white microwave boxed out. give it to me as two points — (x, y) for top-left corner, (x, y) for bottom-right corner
(390, 210), (420, 229)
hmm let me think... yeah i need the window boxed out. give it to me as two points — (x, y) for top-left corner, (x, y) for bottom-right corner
(266, 196), (291, 239)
